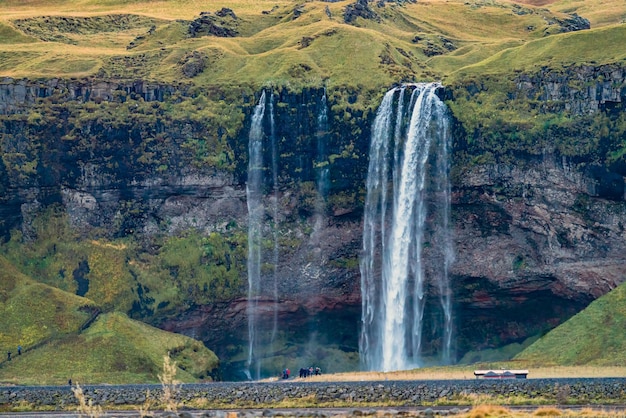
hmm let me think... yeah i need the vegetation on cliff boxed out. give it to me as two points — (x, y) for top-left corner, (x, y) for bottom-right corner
(1, 0), (625, 182)
(0, 207), (247, 318)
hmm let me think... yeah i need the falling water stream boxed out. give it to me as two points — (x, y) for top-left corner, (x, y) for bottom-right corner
(312, 89), (330, 243)
(245, 90), (281, 380)
(244, 85), (449, 379)
(246, 91), (266, 380)
(360, 83), (453, 372)
(269, 93), (280, 348)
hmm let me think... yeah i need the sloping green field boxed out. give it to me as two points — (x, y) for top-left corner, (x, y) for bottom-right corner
(0, 255), (218, 385)
(0, 312), (218, 385)
(515, 280), (626, 366)
(0, 0), (624, 88)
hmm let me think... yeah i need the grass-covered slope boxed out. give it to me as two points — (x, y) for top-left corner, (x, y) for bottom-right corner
(0, 312), (218, 385)
(1, 210), (246, 320)
(449, 24), (626, 80)
(1, 0), (625, 89)
(0, 254), (218, 385)
(0, 255), (94, 357)
(514, 281), (626, 366)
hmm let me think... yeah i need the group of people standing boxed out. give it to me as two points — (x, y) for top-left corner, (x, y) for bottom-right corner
(299, 366), (321, 378)
(280, 366), (322, 379)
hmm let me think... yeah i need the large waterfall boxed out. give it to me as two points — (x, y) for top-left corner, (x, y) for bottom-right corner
(360, 83), (454, 372)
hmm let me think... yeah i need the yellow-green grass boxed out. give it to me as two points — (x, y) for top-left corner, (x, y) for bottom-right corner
(448, 24), (626, 82)
(428, 40), (525, 74)
(0, 255), (94, 359)
(2, 231), (138, 313)
(401, 1), (560, 42)
(0, 312), (218, 385)
(2, 210), (246, 321)
(2, 0), (619, 86)
(0, 21), (38, 44)
(516, 279), (626, 366)
(0, 0), (294, 20)
(550, 0), (626, 27)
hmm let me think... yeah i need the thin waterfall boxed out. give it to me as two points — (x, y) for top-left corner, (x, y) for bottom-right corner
(269, 92), (279, 347)
(246, 90), (266, 380)
(312, 89), (330, 243)
(360, 83), (453, 372)
(317, 88), (330, 198)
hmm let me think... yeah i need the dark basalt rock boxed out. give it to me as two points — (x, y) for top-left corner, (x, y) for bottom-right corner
(557, 13), (591, 32)
(515, 64), (626, 115)
(179, 51), (207, 78)
(344, 0), (380, 24)
(188, 11), (238, 38)
(293, 4), (306, 19)
(215, 8), (237, 20)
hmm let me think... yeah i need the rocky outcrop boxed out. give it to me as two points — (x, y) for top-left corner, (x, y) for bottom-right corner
(452, 157), (626, 352)
(188, 10), (238, 38)
(515, 64), (626, 115)
(344, 0), (380, 24)
(552, 13), (590, 33)
(0, 77), (178, 114)
(179, 51), (208, 78)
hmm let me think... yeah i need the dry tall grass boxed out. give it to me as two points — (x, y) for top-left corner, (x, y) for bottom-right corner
(71, 383), (104, 418)
(158, 352), (181, 412)
(459, 405), (626, 418)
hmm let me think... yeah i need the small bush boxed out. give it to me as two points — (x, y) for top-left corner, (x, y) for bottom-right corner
(467, 405), (513, 418)
(533, 407), (563, 416)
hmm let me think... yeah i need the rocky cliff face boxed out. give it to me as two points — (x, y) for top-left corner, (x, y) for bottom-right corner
(1, 66), (626, 378)
(452, 157), (626, 357)
(515, 64), (626, 115)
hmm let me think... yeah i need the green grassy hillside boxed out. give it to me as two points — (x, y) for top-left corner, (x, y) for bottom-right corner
(0, 312), (218, 385)
(0, 256), (94, 356)
(0, 255), (218, 385)
(515, 281), (626, 366)
(449, 24), (626, 79)
(0, 0), (624, 88)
